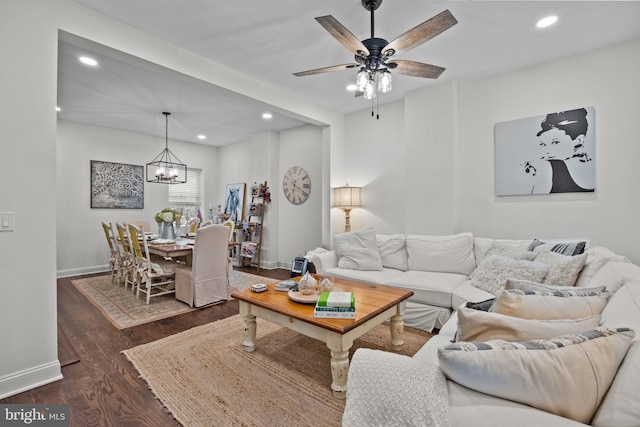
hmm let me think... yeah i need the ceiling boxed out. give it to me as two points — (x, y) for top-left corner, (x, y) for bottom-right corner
(59, 1), (640, 147)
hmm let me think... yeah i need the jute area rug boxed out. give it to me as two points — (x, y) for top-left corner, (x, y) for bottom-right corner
(122, 314), (432, 427)
(70, 270), (267, 330)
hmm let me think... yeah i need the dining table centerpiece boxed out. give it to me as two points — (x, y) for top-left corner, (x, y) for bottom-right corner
(155, 208), (180, 239)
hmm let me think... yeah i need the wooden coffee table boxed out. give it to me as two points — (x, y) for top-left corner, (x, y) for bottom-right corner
(231, 277), (413, 398)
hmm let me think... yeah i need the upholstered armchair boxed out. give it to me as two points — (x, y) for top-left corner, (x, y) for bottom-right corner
(175, 224), (229, 307)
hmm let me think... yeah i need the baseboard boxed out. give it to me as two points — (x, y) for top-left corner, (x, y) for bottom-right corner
(0, 361), (63, 400)
(57, 265), (108, 278)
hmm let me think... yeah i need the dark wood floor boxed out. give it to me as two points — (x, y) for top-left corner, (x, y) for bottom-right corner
(1, 266), (290, 426)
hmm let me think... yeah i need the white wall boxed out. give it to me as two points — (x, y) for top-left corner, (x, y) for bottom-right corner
(456, 38), (640, 263)
(1, 0), (342, 399)
(56, 120), (219, 276)
(344, 38), (640, 264)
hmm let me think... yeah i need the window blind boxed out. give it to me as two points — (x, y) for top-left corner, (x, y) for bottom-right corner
(168, 168), (201, 205)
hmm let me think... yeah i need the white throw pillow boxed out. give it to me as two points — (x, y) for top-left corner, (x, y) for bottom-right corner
(456, 306), (602, 342)
(485, 241), (537, 261)
(406, 233), (475, 275)
(333, 227), (383, 271)
(438, 327), (635, 424)
(492, 288), (611, 320)
(376, 234), (408, 271)
(535, 251), (587, 287)
(470, 255), (549, 296)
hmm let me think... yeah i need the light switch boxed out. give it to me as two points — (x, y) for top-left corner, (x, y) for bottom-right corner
(0, 212), (15, 232)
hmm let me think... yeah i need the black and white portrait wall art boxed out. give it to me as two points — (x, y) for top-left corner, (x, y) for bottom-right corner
(494, 107), (596, 196)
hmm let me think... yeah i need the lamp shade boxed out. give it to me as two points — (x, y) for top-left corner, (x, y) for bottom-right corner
(333, 185), (362, 208)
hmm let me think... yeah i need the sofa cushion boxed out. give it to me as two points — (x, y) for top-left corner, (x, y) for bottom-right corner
(589, 261), (640, 293)
(492, 288), (610, 320)
(575, 246), (629, 288)
(534, 251), (587, 287)
(376, 234), (408, 271)
(324, 267), (404, 286)
(528, 238), (587, 256)
(456, 306), (601, 342)
(470, 255), (549, 296)
(381, 270), (468, 308)
(406, 233), (475, 275)
(592, 283), (640, 427)
(334, 227), (383, 271)
(452, 281), (495, 308)
(438, 327), (635, 424)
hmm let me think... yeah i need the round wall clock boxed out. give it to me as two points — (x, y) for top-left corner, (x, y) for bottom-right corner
(283, 166), (311, 205)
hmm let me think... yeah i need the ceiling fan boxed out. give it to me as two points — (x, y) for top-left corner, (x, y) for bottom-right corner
(293, 0), (458, 97)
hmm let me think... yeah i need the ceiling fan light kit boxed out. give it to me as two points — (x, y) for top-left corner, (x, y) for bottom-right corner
(294, 0), (457, 111)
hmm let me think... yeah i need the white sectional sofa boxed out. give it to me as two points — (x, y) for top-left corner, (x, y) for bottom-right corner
(310, 228), (625, 332)
(319, 228), (640, 426)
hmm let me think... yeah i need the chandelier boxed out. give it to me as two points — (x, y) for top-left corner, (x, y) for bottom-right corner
(146, 112), (187, 184)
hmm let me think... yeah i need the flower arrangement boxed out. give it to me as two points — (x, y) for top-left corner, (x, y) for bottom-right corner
(155, 208), (179, 224)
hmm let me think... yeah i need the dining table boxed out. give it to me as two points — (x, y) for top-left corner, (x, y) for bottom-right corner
(146, 236), (242, 266)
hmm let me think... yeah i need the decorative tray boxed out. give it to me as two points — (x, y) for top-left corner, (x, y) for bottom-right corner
(287, 287), (342, 304)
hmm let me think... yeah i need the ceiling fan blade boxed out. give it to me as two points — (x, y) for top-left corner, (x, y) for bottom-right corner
(293, 63), (359, 77)
(382, 10), (457, 56)
(391, 60), (446, 79)
(315, 15), (370, 56)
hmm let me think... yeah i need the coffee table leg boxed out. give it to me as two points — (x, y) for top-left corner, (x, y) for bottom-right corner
(327, 336), (352, 399)
(390, 308), (405, 346)
(239, 302), (256, 352)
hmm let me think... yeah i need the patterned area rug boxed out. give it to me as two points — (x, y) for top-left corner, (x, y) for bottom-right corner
(71, 271), (267, 330)
(122, 314), (432, 427)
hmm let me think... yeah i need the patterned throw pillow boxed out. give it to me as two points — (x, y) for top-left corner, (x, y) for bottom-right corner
(470, 255), (549, 296)
(438, 327), (635, 424)
(492, 288), (611, 320)
(505, 278), (606, 294)
(529, 238), (587, 256)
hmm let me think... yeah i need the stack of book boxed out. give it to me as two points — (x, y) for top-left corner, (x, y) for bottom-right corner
(314, 291), (355, 318)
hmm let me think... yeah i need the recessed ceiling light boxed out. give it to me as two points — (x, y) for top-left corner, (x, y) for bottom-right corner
(79, 56), (98, 66)
(262, 112), (273, 120)
(346, 84), (357, 91)
(536, 15), (558, 29)
(197, 134), (206, 140)
(56, 106), (61, 112)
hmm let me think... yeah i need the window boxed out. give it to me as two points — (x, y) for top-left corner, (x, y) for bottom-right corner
(169, 168), (201, 222)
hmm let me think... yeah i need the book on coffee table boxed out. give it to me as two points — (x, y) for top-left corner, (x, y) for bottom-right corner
(317, 291), (355, 308)
(314, 304), (356, 318)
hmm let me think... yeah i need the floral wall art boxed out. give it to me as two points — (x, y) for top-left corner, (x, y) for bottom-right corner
(494, 106), (596, 196)
(90, 160), (144, 209)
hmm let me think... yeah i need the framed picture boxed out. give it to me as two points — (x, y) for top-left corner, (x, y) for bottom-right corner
(90, 160), (144, 209)
(494, 106), (596, 196)
(223, 183), (246, 223)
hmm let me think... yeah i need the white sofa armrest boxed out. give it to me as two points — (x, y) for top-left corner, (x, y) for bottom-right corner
(343, 348), (450, 427)
(308, 250), (338, 275)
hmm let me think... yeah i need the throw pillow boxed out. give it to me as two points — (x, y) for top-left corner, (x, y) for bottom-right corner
(465, 298), (495, 312)
(534, 251), (588, 287)
(470, 255), (549, 296)
(334, 227), (383, 271)
(528, 238), (587, 256)
(505, 278), (606, 294)
(485, 241), (537, 261)
(406, 232), (476, 276)
(492, 288), (611, 320)
(456, 306), (602, 342)
(438, 327), (635, 424)
(376, 234), (408, 271)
